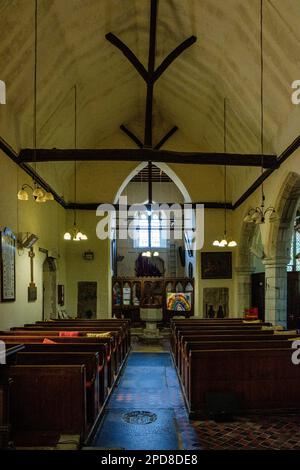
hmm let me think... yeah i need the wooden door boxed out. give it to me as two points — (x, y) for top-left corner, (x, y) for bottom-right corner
(251, 272), (265, 321)
(287, 271), (300, 330)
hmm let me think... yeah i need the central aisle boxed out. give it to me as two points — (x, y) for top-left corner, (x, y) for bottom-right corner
(93, 352), (200, 450)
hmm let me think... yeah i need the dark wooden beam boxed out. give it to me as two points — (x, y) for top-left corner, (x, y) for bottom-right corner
(144, 0), (158, 147)
(233, 135), (300, 209)
(154, 126), (178, 150)
(232, 169), (274, 210)
(0, 137), (67, 208)
(19, 148), (279, 168)
(105, 33), (148, 82)
(277, 134), (300, 165)
(120, 125), (143, 148)
(153, 35), (197, 82)
(66, 201), (233, 211)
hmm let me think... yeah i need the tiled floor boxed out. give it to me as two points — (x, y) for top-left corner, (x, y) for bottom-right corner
(93, 351), (200, 450)
(193, 415), (300, 450)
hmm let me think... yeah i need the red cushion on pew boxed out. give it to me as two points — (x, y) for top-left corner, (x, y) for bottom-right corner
(58, 331), (79, 337)
(43, 338), (57, 344)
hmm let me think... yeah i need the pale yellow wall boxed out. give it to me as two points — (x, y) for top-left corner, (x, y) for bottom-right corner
(0, 151), (67, 330)
(64, 211), (111, 318)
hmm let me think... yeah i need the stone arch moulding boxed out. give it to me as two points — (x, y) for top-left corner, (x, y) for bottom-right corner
(113, 161), (192, 204)
(267, 171), (300, 261)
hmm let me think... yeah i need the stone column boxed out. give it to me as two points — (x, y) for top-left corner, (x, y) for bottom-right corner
(263, 257), (289, 328)
(235, 266), (254, 318)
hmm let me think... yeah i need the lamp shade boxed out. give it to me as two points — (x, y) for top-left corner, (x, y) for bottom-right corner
(44, 191), (54, 201)
(17, 189), (29, 201)
(64, 232), (72, 240)
(33, 187), (44, 198)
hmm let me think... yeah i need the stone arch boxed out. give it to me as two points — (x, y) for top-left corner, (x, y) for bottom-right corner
(113, 162), (192, 204)
(267, 171), (300, 260)
(263, 172), (300, 327)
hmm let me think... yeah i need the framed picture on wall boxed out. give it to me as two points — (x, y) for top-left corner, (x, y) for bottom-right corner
(201, 251), (232, 279)
(0, 227), (16, 302)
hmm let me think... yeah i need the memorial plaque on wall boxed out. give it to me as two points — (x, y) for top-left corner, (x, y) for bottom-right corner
(77, 281), (97, 319)
(0, 227), (16, 302)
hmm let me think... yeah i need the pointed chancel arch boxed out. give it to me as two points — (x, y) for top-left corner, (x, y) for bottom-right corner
(113, 162), (192, 204)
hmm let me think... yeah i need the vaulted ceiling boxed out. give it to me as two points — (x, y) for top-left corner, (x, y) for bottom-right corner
(1, 0), (300, 203)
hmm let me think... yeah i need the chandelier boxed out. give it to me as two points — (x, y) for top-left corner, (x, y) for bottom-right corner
(213, 99), (237, 248)
(142, 250), (159, 257)
(17, 0), (53, 203)
(244, 0), (277, 225)
(18, 183), (54, 202)
(63, 85), (87, 241)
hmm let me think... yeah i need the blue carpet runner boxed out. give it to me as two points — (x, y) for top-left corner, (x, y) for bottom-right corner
(93, 352), (200, 450)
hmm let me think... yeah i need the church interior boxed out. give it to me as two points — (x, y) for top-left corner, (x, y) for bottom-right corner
(1, 0), (300, 453)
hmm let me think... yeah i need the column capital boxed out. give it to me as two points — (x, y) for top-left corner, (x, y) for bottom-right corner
(262, 257), (290, 268)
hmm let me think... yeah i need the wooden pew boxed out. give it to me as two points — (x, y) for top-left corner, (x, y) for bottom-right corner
(182, 339), (295, 393)
(0, 335), (115, 388)
(187, 348), (300, 417)
(12, 343), (109, 405)
(11, 326), (125, 365)
(0, 345), (24, 449)
(15, 352), (100, 427)
(171, 324), (270, 354)
(32, 321), (131, 354)
(173, 330), (275, 365)
(10, 365), (87, 446)
(175, 331), (287, 369)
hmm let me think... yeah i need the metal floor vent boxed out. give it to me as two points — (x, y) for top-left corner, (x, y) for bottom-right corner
(122, 411), (157, 425)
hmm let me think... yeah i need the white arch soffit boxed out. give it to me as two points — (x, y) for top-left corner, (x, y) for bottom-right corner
(113, 161), (192, 204)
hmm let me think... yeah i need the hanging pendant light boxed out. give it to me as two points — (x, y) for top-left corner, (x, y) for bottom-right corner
(244, 0), (277, 225)
(17, 0), (53, 203)
(212, 99), (237, 248)
(63, 85), (88, 241)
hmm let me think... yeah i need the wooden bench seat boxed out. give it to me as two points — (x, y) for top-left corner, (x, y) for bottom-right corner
(10, 365), (87, 446)
(187, 348), (300, 417)
(15, 352), (100, 426)
(181, 339), (295, 393)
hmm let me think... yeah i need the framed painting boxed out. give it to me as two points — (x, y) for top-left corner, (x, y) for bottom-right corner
(0, 227), (16, 302)
(201, 251), (232, 279)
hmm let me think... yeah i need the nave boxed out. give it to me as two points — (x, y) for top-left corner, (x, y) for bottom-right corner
(93, 351), (200, 451)
(1, 317), (300, 451)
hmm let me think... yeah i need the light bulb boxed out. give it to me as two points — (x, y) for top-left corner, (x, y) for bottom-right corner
(220, 239), (228, 247)
(212, 240), (220, 247)
(153, 251), (159, 257)
(44, 191), (54, 201)
(64, 232), (71, 240)
(81, 234), (88, 240)
(228, 240), (237, 247)
(17, 189), (29, 201)
(35, 195), (47, 203)
(33, 187), (44, 198)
